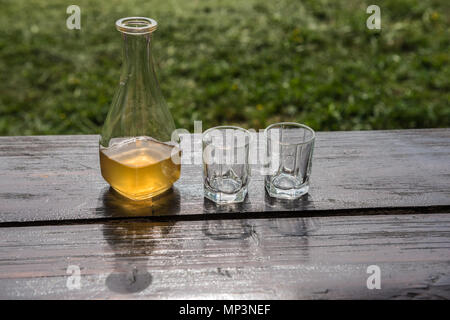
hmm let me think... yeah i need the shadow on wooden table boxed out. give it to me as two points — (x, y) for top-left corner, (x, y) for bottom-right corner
(102, 220), (175, 294)
(202, 197), (257, 241)
(203, 219), (257, 241)
(97, 187), (178, 294)
(264, 193), (321, 236)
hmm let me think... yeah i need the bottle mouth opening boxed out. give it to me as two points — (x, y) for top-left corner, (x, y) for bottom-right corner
(115, 17), (158, 35)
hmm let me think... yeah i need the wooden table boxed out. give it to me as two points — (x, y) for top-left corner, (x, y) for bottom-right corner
(0, 129), (449, 299)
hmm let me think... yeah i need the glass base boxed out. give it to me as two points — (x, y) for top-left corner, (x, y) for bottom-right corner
(265, 175), (309, 200)
(204, 186), (248, 204)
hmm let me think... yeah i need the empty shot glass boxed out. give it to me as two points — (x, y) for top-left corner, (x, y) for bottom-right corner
(203, 126), (251, 204)
(264, 122), (315, 199)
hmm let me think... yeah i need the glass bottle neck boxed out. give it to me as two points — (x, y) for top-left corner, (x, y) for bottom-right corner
(121, 33), (154, 76)
(100, 17), (177, 148)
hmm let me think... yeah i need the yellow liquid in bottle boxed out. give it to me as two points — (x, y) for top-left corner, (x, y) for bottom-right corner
(100, 137), (181, 200)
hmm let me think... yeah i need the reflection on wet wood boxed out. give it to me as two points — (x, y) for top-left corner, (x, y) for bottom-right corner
(0, 129), (449, 224)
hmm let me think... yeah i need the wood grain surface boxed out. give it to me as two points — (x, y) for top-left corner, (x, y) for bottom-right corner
(0, 213), (449, 299)
(1, 130), (449, 299)
(0, 129), (449, 224)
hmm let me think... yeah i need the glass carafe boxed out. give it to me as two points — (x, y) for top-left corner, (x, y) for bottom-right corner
(99, 17), (180, 201)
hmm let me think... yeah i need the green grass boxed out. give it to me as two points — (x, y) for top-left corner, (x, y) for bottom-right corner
(0, 0), (449, 135)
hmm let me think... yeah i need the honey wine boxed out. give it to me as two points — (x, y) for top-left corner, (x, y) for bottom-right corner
(100, 137), (181, 200)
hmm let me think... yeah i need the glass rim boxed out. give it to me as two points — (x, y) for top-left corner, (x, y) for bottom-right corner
(203, 126), (252, 148)
(116, 17), (158, 35)
(264, 122), (315, 146)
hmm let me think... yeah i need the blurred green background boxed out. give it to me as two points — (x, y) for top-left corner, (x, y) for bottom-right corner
(0, 0), (449, 135)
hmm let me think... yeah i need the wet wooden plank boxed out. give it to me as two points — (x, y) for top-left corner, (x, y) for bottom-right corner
(0, 213), (449, 299)
(0, 129), (449, 224)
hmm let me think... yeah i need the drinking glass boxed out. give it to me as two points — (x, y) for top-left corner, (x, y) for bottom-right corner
(264, 122), (315, 199)
(203, 126), (251, 204)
